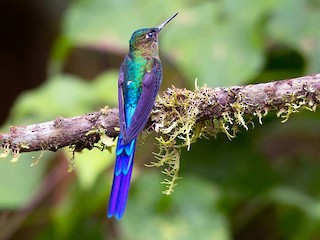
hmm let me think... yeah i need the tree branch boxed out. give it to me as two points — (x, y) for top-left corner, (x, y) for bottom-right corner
(0, 108), (119, 159)
(1, 73), (320, 159)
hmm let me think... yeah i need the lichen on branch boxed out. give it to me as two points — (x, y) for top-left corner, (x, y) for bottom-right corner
(0, 108), (119, 160)
(148, 74), (320, 193)
(1, 73), (320, 192)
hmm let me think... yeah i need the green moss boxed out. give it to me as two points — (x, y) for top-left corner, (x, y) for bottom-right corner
(148, 82), (320, 195)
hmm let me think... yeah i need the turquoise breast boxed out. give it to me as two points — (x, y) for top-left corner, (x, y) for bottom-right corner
(123, 53), (147, 125)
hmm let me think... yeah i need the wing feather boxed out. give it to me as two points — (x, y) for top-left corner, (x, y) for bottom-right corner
(122, 59), (162, 144)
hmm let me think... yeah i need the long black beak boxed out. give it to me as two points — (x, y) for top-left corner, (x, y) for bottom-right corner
(157, 12), (178, 32)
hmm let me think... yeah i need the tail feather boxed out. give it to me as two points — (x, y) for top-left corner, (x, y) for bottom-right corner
(108, 136), (136, 220)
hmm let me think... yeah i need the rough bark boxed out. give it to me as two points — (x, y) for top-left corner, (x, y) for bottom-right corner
(1, 73), (320, 157)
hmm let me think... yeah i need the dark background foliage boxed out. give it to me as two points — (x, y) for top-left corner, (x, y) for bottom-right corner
(1, 0), (320, 239)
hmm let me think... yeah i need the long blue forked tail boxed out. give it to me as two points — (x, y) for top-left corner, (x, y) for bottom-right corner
(108, 134), (136, 220)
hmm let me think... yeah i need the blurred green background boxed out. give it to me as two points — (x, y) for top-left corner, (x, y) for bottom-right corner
(1, 0), (320, 239)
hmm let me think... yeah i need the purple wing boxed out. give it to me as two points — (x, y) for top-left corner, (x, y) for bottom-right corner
(122, 59), (162, 145)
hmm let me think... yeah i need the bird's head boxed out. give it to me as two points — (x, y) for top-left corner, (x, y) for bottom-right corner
(129, 13), (178, 56)
(129, 28), (159, 53)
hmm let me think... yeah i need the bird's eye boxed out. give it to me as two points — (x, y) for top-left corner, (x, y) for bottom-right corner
(146, 32), (154, 39)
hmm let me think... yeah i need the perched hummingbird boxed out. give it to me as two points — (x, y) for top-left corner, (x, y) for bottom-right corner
(107, 13), (178, 220)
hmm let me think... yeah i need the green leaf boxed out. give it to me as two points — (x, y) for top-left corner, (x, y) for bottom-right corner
(0, 152), (49, 208)
(91, 70), (119, 107)
(267, 0), (320, 73)
(121, 172), (230, 240)
(9, 74), (94, 124)
(9, 72), (118, 124)
(69, 147), (115, 189)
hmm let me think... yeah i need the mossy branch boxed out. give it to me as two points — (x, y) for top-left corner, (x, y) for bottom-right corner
(0, 108), (119, 161)
(1, 73), (320, 191)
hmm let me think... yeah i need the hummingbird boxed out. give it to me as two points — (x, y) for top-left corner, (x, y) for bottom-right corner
(107, 13), (178, 220)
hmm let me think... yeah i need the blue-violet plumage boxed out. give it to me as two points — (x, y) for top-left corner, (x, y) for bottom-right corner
(107, 12), (178, 220)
